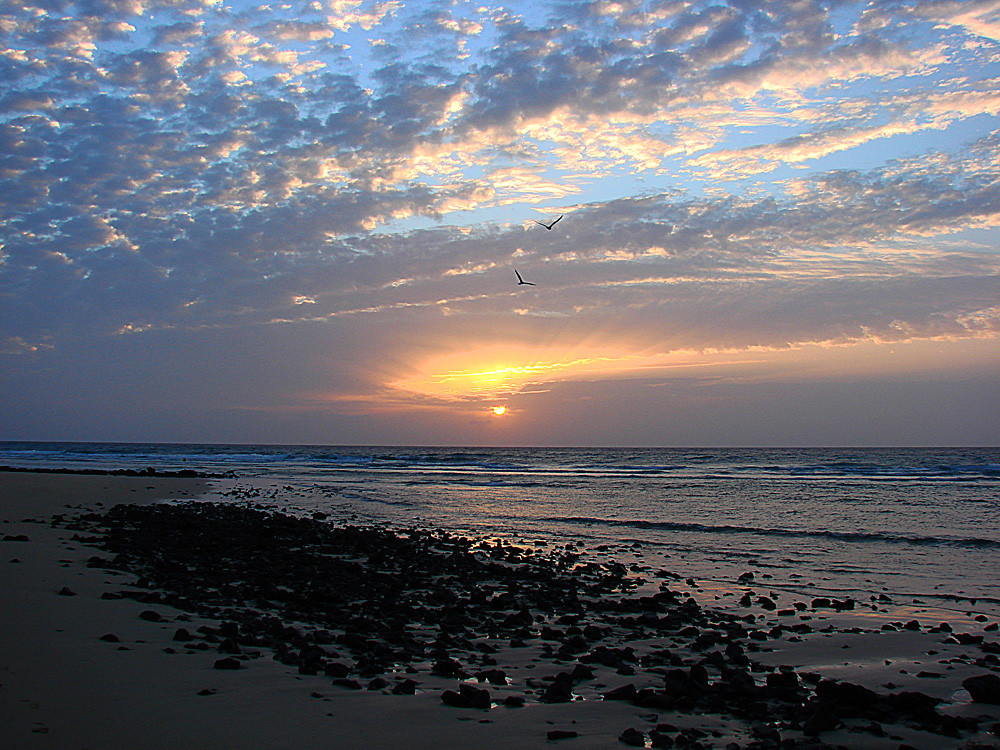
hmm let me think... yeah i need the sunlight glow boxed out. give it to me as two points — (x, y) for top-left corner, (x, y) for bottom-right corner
(492, 405), (507, 416)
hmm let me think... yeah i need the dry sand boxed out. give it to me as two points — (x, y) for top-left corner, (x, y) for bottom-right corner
(1, 471), (998, 750)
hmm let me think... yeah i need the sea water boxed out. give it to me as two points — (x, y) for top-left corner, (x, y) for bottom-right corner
(2, 442), (998, 618)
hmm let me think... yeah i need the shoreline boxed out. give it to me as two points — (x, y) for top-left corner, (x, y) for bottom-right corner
(1, 471), (999, 749)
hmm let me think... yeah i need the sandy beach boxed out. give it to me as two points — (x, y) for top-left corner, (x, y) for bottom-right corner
(2, 470), (999, 749)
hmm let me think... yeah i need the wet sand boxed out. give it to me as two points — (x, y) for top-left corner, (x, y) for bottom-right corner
(1, 470), (998, 749)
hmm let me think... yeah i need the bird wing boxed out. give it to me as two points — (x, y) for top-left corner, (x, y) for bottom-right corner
(515, 269), (524, 283)
(551, 214), (563, 226)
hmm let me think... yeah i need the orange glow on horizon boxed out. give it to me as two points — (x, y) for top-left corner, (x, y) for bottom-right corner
(492, 405), (507, 416)
(381, 334), (1000, 405)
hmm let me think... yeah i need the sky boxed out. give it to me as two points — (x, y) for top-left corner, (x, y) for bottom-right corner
(1, 0), (999, 447)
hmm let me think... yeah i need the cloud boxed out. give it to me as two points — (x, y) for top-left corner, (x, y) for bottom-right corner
(1, 0), (998, 443)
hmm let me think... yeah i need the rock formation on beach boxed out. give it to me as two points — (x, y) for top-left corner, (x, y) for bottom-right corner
(56, 501), (1000, 749)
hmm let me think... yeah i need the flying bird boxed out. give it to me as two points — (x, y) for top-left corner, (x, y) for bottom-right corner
(533, 214), (563, 230)
(514, 269), (535, 286)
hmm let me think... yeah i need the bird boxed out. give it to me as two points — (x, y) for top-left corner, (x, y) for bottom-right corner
(514, 269), (535, 286)
(533, 214), (563, 230)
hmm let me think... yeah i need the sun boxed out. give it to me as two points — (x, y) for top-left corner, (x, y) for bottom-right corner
(491, 405), (507, 416)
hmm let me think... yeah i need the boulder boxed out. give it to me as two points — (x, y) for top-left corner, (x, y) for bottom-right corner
(618, 728), (645, 747)
(964, 674), (1000, 705)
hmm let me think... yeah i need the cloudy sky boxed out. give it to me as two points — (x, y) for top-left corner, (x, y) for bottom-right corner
(2, 0), (999, 446)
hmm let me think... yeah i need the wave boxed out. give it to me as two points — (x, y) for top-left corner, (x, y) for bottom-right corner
(540, 515), (1000, 549)
(2, 442), (998, 484)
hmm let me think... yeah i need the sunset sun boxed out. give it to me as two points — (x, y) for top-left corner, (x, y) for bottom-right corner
(491, 405), (507, 416)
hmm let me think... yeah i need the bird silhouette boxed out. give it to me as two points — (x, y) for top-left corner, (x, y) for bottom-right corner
(533, 214), (563, 230)
(515, 269), (535, 286)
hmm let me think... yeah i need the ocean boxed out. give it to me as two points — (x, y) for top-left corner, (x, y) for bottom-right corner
(2, 442), (998, 620)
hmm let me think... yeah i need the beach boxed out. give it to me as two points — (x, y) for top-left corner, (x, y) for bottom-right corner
(1, 469), (999, 749)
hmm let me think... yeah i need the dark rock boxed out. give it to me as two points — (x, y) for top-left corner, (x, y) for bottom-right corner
(173, 627), (193, 641)
(367, 677), (390, 690)
(432, 657), (467, 677)
(766, 670), (799, 690)
(603, 684), (638, 701)
(196, 688), (217, 696)
(138, 610), (163, 622)
(441, 689), (470, 708)
(618, 728), (645, 747)
(98, 633), (120, 642)
(963, 674), (1000, 705)
(475, 668), (507, 686)
(649, 727), (675, 747)
(214, 657), (241, 670)
(218, 637), (242, 654)
(955, 632), (984, 645)
(886, 690), (940, 714)
(758, 596), (776, 610)
(57, 587), (76, 596)
(547, 730), (578, 740)
(751, 723), (781, 743)
(802, 705), (839, 735)
(391, 679), (418, 695)
(324, 662), (351, 678)
(540, 679), (574, 703)
(459, 682), (491, 709)
(2, 534), (30, 542)
(815, 678), (879, 709)
(503, 695), (525, 708)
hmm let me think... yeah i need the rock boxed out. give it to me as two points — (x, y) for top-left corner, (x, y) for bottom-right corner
(540, 678), (574, 703)
(391, 679), (418, 695)
(502, 695), (525, 708)
(814, 678), (879, 709)
(649, 727), (675, 748)
(57, 587), (76, 596)
(441, 689), (471, 708)
(475, 668), (507, 686)
(547, 730), (578, 740)
(766, 670), (799, 690)
(138, 610), (163, 622)
(2, 534), (30, 542)
(218, 637), (242, 654)
(214, 657), (241, 670)
(603, 684), (638, 701)
(619, 728), (645, 747)
(459, 682), (491, 709)
(173, 627), (194, 641)
(324, 662), (351, 678)
(802, 705), (839, 735)
(196, 688), (217, 696)
(751, 723), (781, 743)
(98, 633), (120, 642)
(367, 677), (390, 691)
(432, 657), (466, 677)
(963, 674), (1000, 704)
(955, 632), (984, 645)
